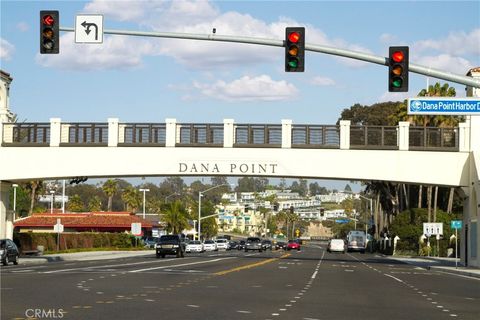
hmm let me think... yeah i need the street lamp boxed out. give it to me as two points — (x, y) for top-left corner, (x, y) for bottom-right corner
(164, 192), (179, 203)
(12, 184), (18, 221)
(341, 191), (373, 236)
(139, 188), (150, 219)
(50, 190), (55, 214)
(198, 183), (233, 241)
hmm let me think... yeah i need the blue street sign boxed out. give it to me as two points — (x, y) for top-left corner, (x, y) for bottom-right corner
(335, 219), (349, 224)
(451, 220), (462, 229)
(408, 98), (480, 115)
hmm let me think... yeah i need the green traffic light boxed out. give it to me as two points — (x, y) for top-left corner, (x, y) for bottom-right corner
(392, 78), (403, 88)
(288, 58), (299, 68)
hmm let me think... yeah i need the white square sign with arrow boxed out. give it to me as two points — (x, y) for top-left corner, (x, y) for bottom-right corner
(75, 14), (103, 43)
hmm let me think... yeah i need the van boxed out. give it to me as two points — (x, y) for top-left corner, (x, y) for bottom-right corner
(347, 231), (366, 253)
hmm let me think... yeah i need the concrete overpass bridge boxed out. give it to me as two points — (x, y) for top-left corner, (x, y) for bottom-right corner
(0, 117), (479, 267)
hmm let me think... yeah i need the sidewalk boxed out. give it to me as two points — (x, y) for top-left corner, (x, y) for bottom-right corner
(386, 255), (480, 279)
(18, 250), (154, 265)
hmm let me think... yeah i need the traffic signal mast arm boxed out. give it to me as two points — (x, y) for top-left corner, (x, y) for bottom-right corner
(59, 26), (480, 89)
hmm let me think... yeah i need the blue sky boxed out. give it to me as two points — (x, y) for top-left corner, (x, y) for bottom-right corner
(1, 0), (479, 191)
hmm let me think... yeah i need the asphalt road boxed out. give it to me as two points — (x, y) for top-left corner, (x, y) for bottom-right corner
(1, 244), (479, 320)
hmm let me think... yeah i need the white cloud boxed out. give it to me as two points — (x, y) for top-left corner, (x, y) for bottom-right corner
(36, 33), (155, 70)
(414, 29), (480, 56)
(379, 33), (397, 44)
(0, 38), (15, 60)
(310, 76), (335, 86)
(415, 54), (473, 74)
(192, 75), (298, 102)
(378, 91), (409, 103)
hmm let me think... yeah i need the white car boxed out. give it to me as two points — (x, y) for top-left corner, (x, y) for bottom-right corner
(327, 239), (346, 253)
(203, 240), (217, 252)
(215, 239), (229, 250)
(185, 240), (204, 253)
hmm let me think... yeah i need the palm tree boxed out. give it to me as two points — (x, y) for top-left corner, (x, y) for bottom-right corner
(121, 187), (142, 212)
(102, 179), (118, 211)
(163, 200), (189, 234)
(25, 180), (43, 214)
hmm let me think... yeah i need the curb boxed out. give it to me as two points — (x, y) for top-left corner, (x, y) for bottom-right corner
(18, 250), (154, 265)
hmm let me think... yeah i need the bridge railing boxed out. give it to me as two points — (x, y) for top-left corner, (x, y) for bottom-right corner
(350, 125), (398, 150)
(234, 124), (282, 147)
(177, 123), (223, 146)
(291, 125), (340, 148)
(0, 119), (466, 152)
(409, 127), (458, 151)
(61, 123), (108, 146)
(120, 123), (166, 145)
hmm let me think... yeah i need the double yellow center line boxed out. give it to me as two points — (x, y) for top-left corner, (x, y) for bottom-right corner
(215, 253), (290, 276)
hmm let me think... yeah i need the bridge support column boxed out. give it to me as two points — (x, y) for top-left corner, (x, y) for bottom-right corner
(339, 120), (350, 150)
(165, 118), (176, 147)
(223, 119), (234, 148)
(0, 181), (14, 240)
(50, 118), (61, 147)
(281, 119), (292, 148)
(108, 118), (119, 147)
(398, 121), (410, 151)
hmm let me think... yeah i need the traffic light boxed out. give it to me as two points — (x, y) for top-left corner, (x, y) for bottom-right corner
(40, 10), (59, 54)
(285, 27), (305, 72)
(388, 46), (409, 92)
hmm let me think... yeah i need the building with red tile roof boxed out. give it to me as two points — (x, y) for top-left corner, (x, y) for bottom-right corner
(14, 211), (153, 234)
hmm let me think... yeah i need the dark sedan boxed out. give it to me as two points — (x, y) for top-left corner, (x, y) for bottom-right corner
(1, 239), (19, 266)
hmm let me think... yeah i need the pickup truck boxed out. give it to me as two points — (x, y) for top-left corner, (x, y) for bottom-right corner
(155, 235), (185, 258)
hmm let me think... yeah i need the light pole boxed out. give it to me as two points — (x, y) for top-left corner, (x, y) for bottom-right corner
(139, 188), (150, 219)
(50, 190), (55, 213)
(198, 183), (233, 241)
(164, 192), (179, 203)
(12, 184), (18, 221)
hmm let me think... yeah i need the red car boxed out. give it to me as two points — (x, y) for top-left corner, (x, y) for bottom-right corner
(286, 240), (301, 251)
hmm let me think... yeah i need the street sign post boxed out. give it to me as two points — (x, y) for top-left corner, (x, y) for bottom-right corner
(54, 218), (64, 251)
(423, 223), (443, 257)
(451, 220), (463, 269)
(75, 14), (104, 43)
(408, 98), (480, 115)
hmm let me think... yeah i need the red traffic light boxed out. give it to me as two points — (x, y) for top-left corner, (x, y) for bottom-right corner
(42, 14), (55, 26)
(288, 32), (301, 43)
(392, 50), (404, 63)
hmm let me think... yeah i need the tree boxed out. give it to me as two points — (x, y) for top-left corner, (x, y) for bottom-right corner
(122, 187), (142, 212)
(163, 200), (190, 234)
(25, 180), (43, 214)
(102, 179), (118, 211)
(88, 196), (102, 212)
(67, 194), (84, 212)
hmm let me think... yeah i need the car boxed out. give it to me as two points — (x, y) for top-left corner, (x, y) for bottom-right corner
(203, 240), (217, 252)
(245, 237), (263, 252)
(1, 239), (20, 266)
(286, 239), (301, 251)
(143, 236), (159, 249)
(327, 239), (346, 253)
(215, 238), (229, 250)
(275, 241), (287, 250)
(228, 241), (239, 250)
(185, 240), (204, 253)
(155, 235), (185, 258)
(261, 239), (272, 250)
(237, 240), (246, 250)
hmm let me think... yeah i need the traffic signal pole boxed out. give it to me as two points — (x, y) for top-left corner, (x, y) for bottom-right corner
(59, 27), (480, 89)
